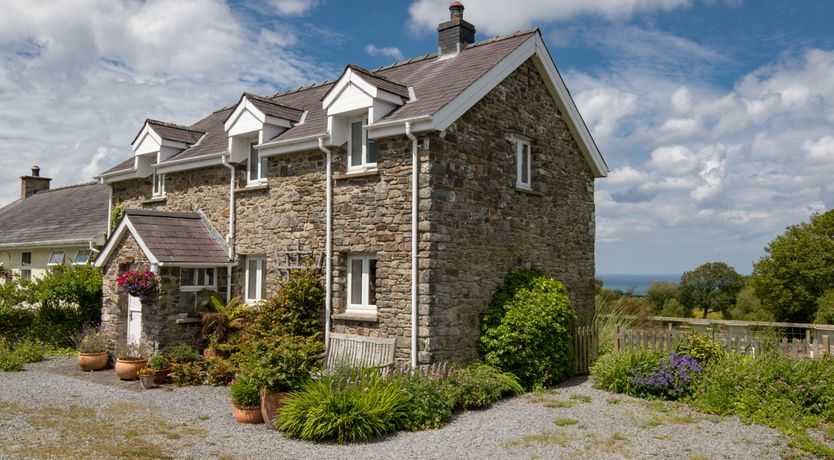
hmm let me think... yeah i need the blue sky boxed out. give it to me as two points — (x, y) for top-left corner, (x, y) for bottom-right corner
(1, 0), (833, 276)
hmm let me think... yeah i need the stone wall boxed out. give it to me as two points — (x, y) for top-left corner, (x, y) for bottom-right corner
(100, 232), (149, 347)
(420, 58), (596, 363)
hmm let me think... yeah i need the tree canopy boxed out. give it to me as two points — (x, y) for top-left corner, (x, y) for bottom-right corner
(679, 262), (744, 319)
(751, 210), (834, 323)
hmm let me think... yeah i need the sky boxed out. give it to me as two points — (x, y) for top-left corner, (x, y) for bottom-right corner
(1, 0), (832, 276)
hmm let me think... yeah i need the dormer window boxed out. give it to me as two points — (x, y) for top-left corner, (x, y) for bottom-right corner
(152, 170), (165, 197)
(247, 141), (267, 185)
(349, 117), (378, 170)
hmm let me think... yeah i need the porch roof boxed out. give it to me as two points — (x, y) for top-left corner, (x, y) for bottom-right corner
(94, 209), (232, 267)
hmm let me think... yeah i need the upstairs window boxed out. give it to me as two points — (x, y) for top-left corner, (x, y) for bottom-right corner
(244, 256), (267, 304)
(179, 267), (216, 314)
(346, 254), (377, 313)
(516, 137), (532, 189)
(152, 170), (165, 197)
(247, 141), (268, 185)
(21, 252), (31, 267)
(73, 249), (93, 265)
(349, 117), (378, 170)
(47, 251), (65, 266)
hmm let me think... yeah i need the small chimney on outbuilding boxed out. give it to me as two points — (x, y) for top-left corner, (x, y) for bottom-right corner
(438, 2), (475, 56)
(20, 166), (51, 199)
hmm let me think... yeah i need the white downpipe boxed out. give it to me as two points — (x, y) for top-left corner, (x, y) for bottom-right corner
(318, 137), (333, 347)
(221, 154), (236, 303)
(405, 122), (418, 368)
(106, 183), (113, 238)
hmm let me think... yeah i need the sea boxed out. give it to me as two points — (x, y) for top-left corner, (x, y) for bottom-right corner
(597, 274), (681, 296)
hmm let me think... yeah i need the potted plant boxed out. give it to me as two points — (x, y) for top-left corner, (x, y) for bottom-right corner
(229, 374), (263, 424)
(114, 341), (150, 380)
(165, 343), (200, 365)
(244, 335), (323, 430)
(73, 326), (109, 371)
(116, 269), (159, 299)
(148, 355), (170, 385)
(138, 367), (156, 389)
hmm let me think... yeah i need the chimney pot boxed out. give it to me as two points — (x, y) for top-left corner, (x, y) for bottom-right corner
(438, 2), (475, 56)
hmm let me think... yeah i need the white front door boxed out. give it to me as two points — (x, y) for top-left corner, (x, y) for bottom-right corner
(127, 295), (142, 346)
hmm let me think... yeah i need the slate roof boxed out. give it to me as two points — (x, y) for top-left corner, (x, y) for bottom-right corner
(240, 93), (305, 123)
(146, 120), (204, 144)
(122, 210), (230, 265)
(0, 182), (109, 247)
(99, 30), (536, 176)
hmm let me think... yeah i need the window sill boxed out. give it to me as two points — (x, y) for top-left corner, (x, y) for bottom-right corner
(515, 186), (544, 197)
(335, 168), (379, 180)
(332, 311), (379, 323)
(235, 183), (269, 193)
(141, 196), (167, 204)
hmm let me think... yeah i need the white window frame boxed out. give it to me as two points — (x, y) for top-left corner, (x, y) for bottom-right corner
(152, 170), (165, 197)
(244, 256), (267, 304)
(516, 136), (532, 190)
(346, 254), (377, 313)
(73, 249), (93, 265)
(47, 251), (65, 266)
(247, 140), (267, 186)
(347, 116), (378, 171)
(179, 267), (217, 312)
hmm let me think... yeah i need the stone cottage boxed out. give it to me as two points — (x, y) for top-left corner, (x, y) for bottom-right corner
(94, 3), (608, 364)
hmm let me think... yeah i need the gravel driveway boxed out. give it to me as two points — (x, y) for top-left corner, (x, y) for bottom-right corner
(0, 357), (797, 459)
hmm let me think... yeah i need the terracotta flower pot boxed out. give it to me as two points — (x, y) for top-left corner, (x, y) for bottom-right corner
(139, 374), (156, 389)
(77, 351), (108, 371)
(152, 369), (171, 385)
(115, 358), (148, 380)
(232, 404), (264, 424)
(260, 390), (288, 430)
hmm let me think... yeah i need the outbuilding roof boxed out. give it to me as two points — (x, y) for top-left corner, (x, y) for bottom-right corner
(0, 182), (109, 248)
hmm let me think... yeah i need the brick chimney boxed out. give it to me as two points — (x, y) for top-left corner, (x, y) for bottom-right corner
(438, 2), (475, 56)
(20, 166), (51, 199)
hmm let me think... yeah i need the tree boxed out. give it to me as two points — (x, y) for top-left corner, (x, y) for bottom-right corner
(814, 290), (834, 325)
(679, 262), (744, 319)
(727, 285), (772, 321)
(752, 210), (834, 323)
(645, 281), (679, 314)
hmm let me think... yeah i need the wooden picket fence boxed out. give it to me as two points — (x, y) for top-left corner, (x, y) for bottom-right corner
(615, 326), (832, 358)
(573, 325), (599, 375)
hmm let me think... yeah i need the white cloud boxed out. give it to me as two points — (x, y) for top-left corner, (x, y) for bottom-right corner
(408, 0), (692, 35)
(803, 135), (834, 161)
(364, 44), (405, 61)
(0, 0), (329, 204)
(266, 0), (317, 16)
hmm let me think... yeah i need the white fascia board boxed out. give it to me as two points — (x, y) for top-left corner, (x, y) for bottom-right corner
(0, 239), (96, 250)
(224, 97), (266, 132)
(532, 35), (608, 177)
(322, 69), (380, 109)
(94, 218), (129, 267)
(260, 136), (323, 157)
(157, 262), (234, 268)
(263, 115), (293, 129)
(155, 153), (225, 174)
(375, 90), (405, 106)
(159, 139), (189, 150)
(98, 169), (142, 184)
(367, 117), (433, 139)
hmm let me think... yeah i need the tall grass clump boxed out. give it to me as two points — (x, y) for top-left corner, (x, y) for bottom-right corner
(590, 349), (665, 395)
(277, 370), (409, 443)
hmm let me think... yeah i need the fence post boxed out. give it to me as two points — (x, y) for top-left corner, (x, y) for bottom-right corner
(823, 335), (830, 355)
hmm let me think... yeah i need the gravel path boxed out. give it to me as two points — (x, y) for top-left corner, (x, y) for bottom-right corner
(0, 357), (798, 459)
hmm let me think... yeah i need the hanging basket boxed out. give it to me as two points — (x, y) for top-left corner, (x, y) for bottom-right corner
(116, 270), (159, 299)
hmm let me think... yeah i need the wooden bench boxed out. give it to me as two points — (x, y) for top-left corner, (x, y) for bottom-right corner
(320, 332), (396, 371)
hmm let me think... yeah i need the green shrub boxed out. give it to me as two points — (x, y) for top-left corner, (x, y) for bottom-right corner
(230, 373), (260, 407)
(241, 334), (322, 393)
(147, 355), (169, 370)
(677, 333), (723, 364)
(204, 356), (236, 385)
(166, 343), (200, 364)
(256, 267), (324, 338)
(12, 340), (47, 363)
(688, 352), (834, 457)
(590, 349), (665, 395)
(0, 351), (24, 372)
(479, 267), (576, 389)
(448, 364), (523, 409)
(171, 361), (205, 386)
(387, 364), (457, 431)
(814, 290), (834, 325)
(277, 372), (409, 443)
